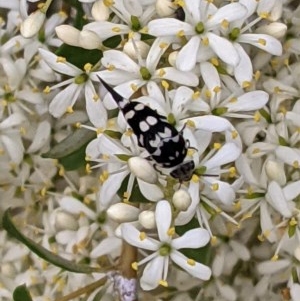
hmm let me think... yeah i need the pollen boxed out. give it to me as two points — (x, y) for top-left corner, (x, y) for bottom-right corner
(99, 170), (109, 183)
(259, 12), (270, 19)
(66, 106), (74, 113)
(96, 128), (104, 135)
(192, 91), (200, 99)
(229, 97), (237, 103)
(40, 187), (47, 197)
(221, 19), (229, 29)
(75, 122), (81, 128)
(112, 27), (121, 33)
(103, 0), (114, 7)
(159, 280), (168, 287)
(229, 167), (236, 177)
(159, 42), (168, 49)
(158, 69), (166, 77)
(176, 30), (185, 37)
(210, 57), (219, 66)
(202, 36), (209, 46)
(257, 234), (265, 242)
(84, 63), (93, 72)
(125, 129), (133, 136)
(93, 94), (99, 101)
(284, 58), (289, 66)
(139, 231), (146, 241)
(58, 166), (65, 176)
(107, 64), (115, 71)
(43, 86), (51, 93)
(271, 254), (279, 261)
(186, 119), (195, 128)
(211, 183), (219, 191)
(213, 86), (221, 93)
(191, 174), (199, 183)
(19, 126), (26, 135)
(84, 196), (91, 205)
(85, 163), (92, 174)
(253, 111), (261, 122)
(56, 56), (66, 63)
(254, 70), (261, 81)
(161, 80), (169, 90)
(231, 130), (238, 139)
(213, 143), (221, 150)
(205, 89), (211, 99)
(289, 218), (297, 226)
(131, 262), (138, 270)
(242, 81), (251, 88)
(58, 10), (68, 18)
(274, 86), (281, 94)
(174, 0), (185, 7)
(167, 227), (175, 236)
(252, 148), (261, 155)
(184, 258), (196, 268)
(130, 83), (138, 92)
(293, 161), (299, 168)
(258, 38), (266, 46)
(210, 235), (217, 245)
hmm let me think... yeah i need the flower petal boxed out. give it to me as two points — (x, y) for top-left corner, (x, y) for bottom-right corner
(121, 223), (159, 250)
(140, 256), (164, 290)
(171, 250), (212, 280)
(176, 36), (200, 71)
(207, 32), (239, 66)
(172, 228), (210, 249)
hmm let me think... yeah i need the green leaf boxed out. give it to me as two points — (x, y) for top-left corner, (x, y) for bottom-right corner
(102, 35), (122, 49)
(3, 208), (101, 274)
(13, 284), (33, 301)
(42, 127), (96, 170)
(55, 44), (102, 69)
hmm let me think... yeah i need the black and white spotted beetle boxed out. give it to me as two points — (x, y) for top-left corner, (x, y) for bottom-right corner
(99, 77), (195, 182)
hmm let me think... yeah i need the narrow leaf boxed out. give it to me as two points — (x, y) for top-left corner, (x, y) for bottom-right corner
(13, 284), (33, 301)
(3, 208), (100, 274)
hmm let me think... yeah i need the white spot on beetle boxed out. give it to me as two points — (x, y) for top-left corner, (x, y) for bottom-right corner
(139, 121), (150, 132)
(146, 116), (158, 125)
(125, 110), (135, 120)
(135, 103), (144, 111)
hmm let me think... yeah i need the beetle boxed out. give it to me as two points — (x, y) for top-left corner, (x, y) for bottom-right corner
(98, 77), (195, 182)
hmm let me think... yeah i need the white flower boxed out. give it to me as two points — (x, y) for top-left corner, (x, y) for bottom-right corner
(38, 48), (107, 126)
(86, 134), (163, 207)
(98, 37), (199, 98)
(84, 0), (156, 39)
(20, 9), (46, 38)
(0, 113), (27, 164)
(121, 200), (211, 290)
(148, 0), (247, 71)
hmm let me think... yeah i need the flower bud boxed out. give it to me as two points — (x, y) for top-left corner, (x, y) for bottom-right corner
(1, 263), (17, 278)
(92, 0), (110, 21)
(172, 189), (192, 211)
(139, 210), (155, 229)
(107, 203), (140, 223)
(156, 0), (175, 17)
(20, 10), (45, 38)
(79, 30), (102, 49)
(123, 40), (150, 59)
(55, 25), (80, 46)
(128, 157), (158, 184)
(168, 51), (178, 67)
(265, 159), (286, 186)
(294, 246), (300, 262)
(55, 211), (79, 231)
(255, 22), (287, 39)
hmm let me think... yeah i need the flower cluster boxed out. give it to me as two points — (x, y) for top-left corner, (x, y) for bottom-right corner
(1, 0), (300, 301)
